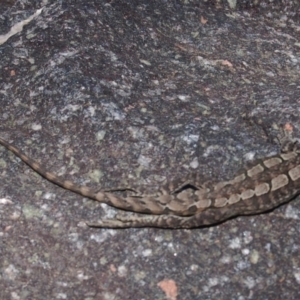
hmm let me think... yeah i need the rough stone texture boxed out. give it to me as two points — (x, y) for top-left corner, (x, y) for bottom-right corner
(0, 0), (300, 299)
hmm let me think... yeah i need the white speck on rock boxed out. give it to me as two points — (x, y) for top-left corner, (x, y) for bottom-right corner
(243, 231), (253, 244)
(294, 270), (300, 284)
(210, 125), (220, 131)
(31, 123), (42, 131)
(137, 155), (152, 168)
(244, 151), (256, 161)
(4, 264), (19, 280)
(227, 0), (237, 9)
(177, 95), (190, 102)
(241, 248), (250, 256)
(229, 237), (241, 249)
(142, 249), (152, 257)
(10, 210), (22, 221)
(0, 198), (13, 205)
(118, 265), (128, 277)
(42, 192), (56, 200)
(102, 102), (125, 120)
(220, 255), (232, 264)
(140, 59), (151, 66)
(236, 260), (250, 270)
(90, 230), (116, 243)
(77, 271), (89, 281)
(190, 157), (199, 169)
(250, 249), (260, 264)
(182, 134), (199, 145)
(61, 104), (81, 112)
(208, 277), (219, 287)
(88, 169), (104, 183)
(128, 126), (145, 139)
(10, 292), (21, 300)
(190, 264), (199, 271)
(56, 293), (67, 299)
(285, 205), (300, 219)
(243, 276), (256, 289)
(96, 130), (106, 141)
(87, 106), (95, 116)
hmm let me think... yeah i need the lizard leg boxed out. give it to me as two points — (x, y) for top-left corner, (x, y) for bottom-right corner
(86, 214), (192, 229)
(277, 124), (300, 153)
(86, 208), (225, 228)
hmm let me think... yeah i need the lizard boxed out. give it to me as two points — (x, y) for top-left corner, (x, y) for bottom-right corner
(0, 128), (300, 229)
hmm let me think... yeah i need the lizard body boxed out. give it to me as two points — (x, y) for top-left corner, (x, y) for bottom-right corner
(1, 135), (300, 228)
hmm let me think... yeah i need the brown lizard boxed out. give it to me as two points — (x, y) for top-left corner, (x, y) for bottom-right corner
(0, 131), (300, 229)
